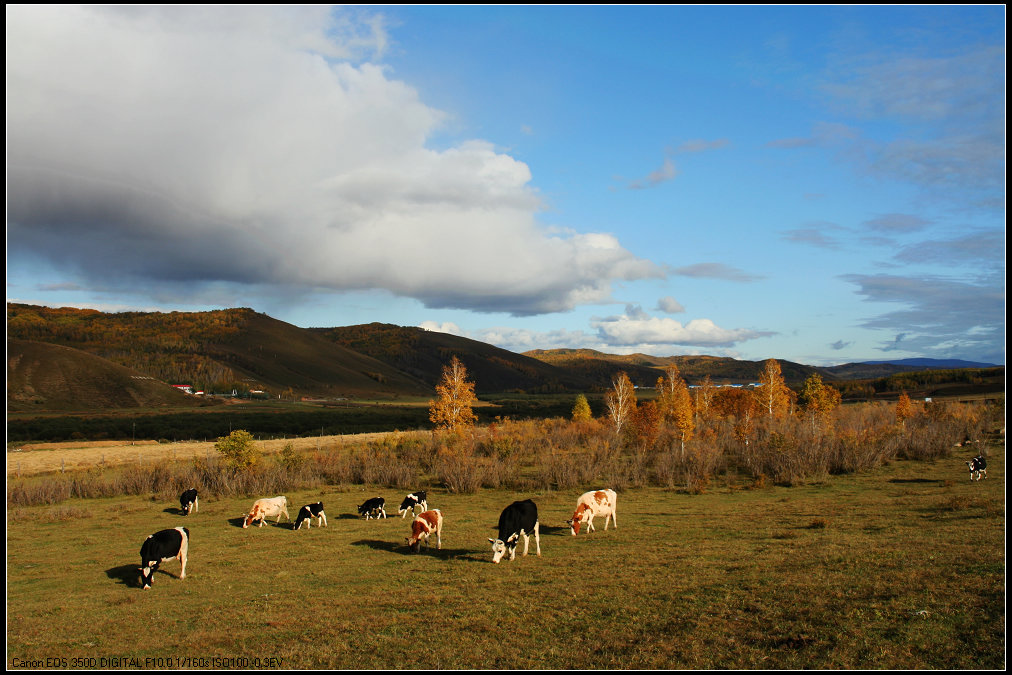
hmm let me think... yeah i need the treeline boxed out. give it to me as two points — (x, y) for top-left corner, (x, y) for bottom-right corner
(5, 398), (589, 444)
(835, 367), (1004, 399)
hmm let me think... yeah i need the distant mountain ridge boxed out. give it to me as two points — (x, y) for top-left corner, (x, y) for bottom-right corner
(857, 358), (998, 369)
(6, 303), (1004, 412)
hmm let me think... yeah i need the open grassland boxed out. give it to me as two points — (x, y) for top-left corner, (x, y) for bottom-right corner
(7, 432), (426, 477)
(6, 446), (1004, 669)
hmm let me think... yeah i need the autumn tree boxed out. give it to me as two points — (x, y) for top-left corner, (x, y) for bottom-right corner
(693, 374), (715, 425)
(605, 371), (637, 437)
(754, 358), (792, 420)
(628, 400), (661, 450)
(657, 365), (694, 457)
(798, 373), (841, 432)
(895, 391), (915, 429)
(429, 356), (478, 432)
(571, 393), (592, 422)
(712, 388), (756, 446)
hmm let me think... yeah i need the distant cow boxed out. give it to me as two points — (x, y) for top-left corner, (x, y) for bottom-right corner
(139, 527), (189, 590)
(243, 496), (290, 528)
(567, 489), (618, 536)
(488, 499), (540, 564)
(966, 454), (987, 481)
(406, 509), (443, 553)
(179, 488), (199, 516)
(294, 502), (327, 530)
(398, 491), (428, 518)
(358, 497), (387, 520)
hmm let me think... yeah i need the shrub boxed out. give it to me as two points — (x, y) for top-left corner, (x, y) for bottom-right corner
(215, 430), (260, 472)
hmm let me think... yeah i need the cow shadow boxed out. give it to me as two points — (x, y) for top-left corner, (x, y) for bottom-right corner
(889, 478), (945, 484)
(163, 507), (188, 516)
(105, 564), (181, 588)
(106, 564), (141, 587)
(350, 539), (481, 561)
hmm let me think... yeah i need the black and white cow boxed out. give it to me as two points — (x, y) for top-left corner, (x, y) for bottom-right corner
(488, 499), (540, 564)
(966, 454), (987, 481)
(357, 496), (387, 520)
(398, 491), (428, 518)
(139, 527), (189, 590)
(179, 488), (199, 516)
(294, 502), (327, 530)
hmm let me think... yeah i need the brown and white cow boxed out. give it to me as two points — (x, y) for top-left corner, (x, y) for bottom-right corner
(243, 496), (290, 528)
(567, 489), (617, 536)
(405, 509), (443, 553)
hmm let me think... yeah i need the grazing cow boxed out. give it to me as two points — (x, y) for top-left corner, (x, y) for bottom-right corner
(406, 509), (443, 552)
(294, 502), (327, 530)
(567, 489), (618, 536)
(139, 527), (189, 589)
(179, 488), (199, 516)
(966, 454), (988, 481)
(357, 497), (387, 520)
(398, 491), (428, 518)
(243, 496), (290, 528)
(488, 499), (540, 564)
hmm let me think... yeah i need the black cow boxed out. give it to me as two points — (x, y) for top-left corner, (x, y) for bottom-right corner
(294, 502), (327, 530)
(488, 499), (540, 564)
(398, 491), (428, 518)
(139, 527), (189, 589)
(357, 497), (387, 520)
(179, 488), (199, 516)
(966, 454), (988, 481)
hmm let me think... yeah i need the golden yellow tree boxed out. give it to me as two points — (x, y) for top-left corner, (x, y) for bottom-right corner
(657, 365), (694, 457)
(895, 391), (914, 429)
(754, 358), (792, 420)
(798, 373), (841, 432)
(605, 371), (637, 436)
(693, 374), (715, 425)
(429, 356), (478, 432)
(571, 393), (592, 422)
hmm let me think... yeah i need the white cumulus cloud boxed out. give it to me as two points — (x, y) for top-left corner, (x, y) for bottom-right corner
(6, 6), (661, 316)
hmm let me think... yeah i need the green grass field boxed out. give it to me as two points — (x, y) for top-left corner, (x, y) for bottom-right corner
(6, 446), (1004, 669)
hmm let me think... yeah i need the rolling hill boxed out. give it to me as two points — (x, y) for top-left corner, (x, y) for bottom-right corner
(6, 304), (432, 401)
(7, 339), (211, 412)
(310, 323), (594, 394)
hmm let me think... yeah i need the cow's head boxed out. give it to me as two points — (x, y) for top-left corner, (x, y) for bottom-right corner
(139, 562), (158, 589)
(406, 536), (421, 553)
(243, 507), (260, 528)
(567, 504), (589, 536)
(488, 533), (519, 563)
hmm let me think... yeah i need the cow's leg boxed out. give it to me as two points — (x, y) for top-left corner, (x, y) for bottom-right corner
(588, 515), (596, 533)
(534, 522), (541, 557)
(177, 539), (188, 580)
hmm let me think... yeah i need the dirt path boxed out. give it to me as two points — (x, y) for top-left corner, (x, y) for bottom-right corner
(7, 431), (429, 477)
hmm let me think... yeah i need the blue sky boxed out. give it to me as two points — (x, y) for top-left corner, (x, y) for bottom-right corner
(6, 5), (1005, 365)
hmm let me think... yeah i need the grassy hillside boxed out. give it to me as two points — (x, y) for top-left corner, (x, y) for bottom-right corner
(7, 340), (213, 412)
(312, 323), (593, 394)
(7, 304), (431, 400)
